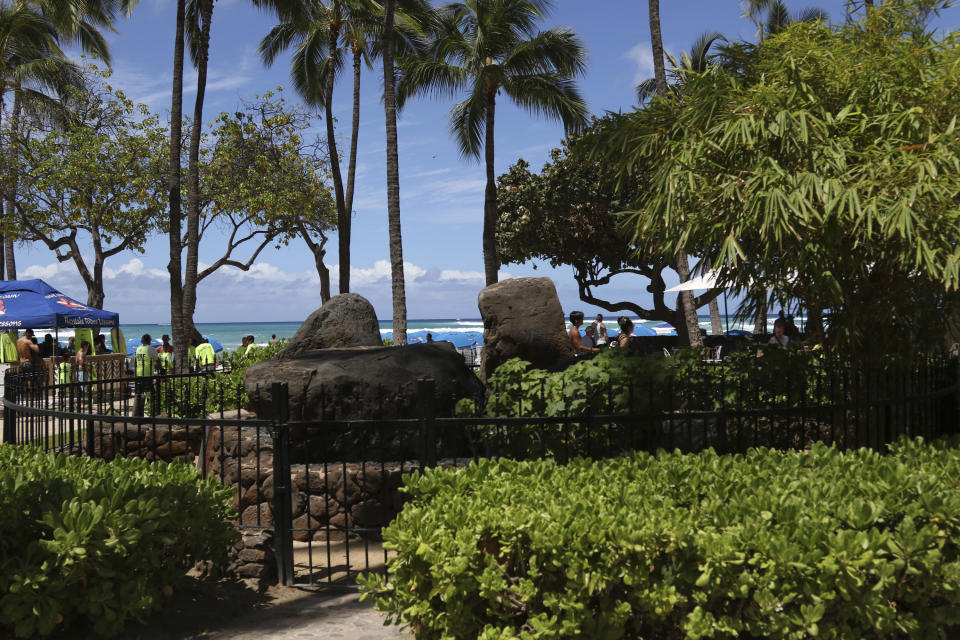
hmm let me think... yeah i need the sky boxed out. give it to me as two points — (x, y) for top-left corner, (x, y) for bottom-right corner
(13, 0), (960, 323)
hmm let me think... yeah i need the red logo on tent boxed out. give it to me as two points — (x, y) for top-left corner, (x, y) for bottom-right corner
(56, 297), (87, 310)
(0, 300), (5, 315)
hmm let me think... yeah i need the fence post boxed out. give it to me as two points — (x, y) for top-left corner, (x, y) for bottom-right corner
(270, 382), (294, 586)
(3, 369), (16, 444)
(418, 378), (437, 468)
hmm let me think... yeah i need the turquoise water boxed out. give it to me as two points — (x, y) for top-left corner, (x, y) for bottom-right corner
(48, 315), (775, 352)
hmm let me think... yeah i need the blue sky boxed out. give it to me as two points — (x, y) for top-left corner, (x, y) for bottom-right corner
(15, 0), (960, 322)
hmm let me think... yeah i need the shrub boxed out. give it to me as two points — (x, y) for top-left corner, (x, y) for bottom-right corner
(0, 445), (238, 638)
(147, 340), (286, 417)
(361, 439), (960, 639)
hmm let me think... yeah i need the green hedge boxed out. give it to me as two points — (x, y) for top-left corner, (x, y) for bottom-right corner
(0, 445), (239, 638)
(147, 339), (287, 417)
(361, 439), (960, 639)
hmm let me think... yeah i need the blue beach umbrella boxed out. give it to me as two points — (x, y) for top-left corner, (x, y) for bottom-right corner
(632, 324), (658, 337)
(125, 337), (161, 356)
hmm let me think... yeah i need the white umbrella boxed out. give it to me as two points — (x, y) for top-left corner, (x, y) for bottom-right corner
(664, 271), (731, 334)
(664, 271), (721, 292)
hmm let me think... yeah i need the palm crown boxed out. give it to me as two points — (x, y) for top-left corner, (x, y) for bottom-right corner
(398, 0), (588, 158)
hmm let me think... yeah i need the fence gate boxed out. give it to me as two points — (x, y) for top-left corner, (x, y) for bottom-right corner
(270, 379), (439, 588)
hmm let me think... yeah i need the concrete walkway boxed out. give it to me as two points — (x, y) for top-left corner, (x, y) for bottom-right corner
(204, 591), (412, 640)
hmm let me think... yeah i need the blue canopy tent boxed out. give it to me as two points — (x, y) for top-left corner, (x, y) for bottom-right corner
(0, 279), (119, 330)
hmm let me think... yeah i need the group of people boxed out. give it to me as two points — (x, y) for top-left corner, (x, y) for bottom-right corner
(568, 312), (635, 355)
(135, 333), (218, 375)
(769, 311), (801, 347)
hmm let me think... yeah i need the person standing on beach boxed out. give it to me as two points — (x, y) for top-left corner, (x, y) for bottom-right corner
(593, 314), (608, 347)
(569, 311), (600, 355)
(17, 329), (41, 372)
(270, 334), (278, 344)
(615, 317), (634, 348)
(76, 341), (90, 382)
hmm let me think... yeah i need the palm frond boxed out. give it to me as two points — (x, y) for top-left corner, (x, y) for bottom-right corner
(501, 27), (586, 78)
(502, 70), (588, 133)
(448, 79), (486, 159)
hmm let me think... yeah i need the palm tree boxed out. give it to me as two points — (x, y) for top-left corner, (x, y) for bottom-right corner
(398, 0), (588, 286)
(646, 0), (702, 347)
(259, 0), (382, 295)
(381, 0), (406, 343)
(0, 4), (80, 279)
(635, 30), (723, 103)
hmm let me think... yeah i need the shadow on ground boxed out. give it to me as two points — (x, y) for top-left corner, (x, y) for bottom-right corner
(55, 576), (402, 639)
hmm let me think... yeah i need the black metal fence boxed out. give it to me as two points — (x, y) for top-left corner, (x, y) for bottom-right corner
(3, 352), (958, 589)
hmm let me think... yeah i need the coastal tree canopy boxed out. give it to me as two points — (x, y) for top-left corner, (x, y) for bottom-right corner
(496, 116), (719, 341)
(605, 0), (960, 350)
(0, 66), (167, 308)
(206, 92), (337, 300)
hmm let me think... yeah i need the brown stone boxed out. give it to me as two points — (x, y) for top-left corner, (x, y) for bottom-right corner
(278, 294), (382, 359)
(245, 343), (482, 423)
(237, 547), (269, 563)
(351, 499), (393, 528)
(239, 503), (273, 528)
(478, 277), (572, 381)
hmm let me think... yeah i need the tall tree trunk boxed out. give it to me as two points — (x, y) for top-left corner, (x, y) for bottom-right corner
(648, 0), (701, 347)
(3, 237), (14, 280)
(183, 0), (214, 343)
(0, 89), (5, 281)
(4, 91), (22, 281)
(345, 47), (361, 217)
(383, 0), (407, 344)
(709, 297), (723, 335)
(297, 222), (331, 303)
(753, 300), (767, 336)
(326, 24), (349, 294)
(168, 0), (187, 370)
(482, 91), (498, 286)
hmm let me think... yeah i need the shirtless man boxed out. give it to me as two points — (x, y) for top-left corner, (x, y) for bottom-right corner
(568, 311), (600, 355)
(17, 329), (41, 371)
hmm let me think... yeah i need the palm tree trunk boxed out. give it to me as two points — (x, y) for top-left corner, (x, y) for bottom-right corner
(0, 90), (4, 281)
(754, 300), (767, 336)
(482, 91), (498, 286)
(648, 0), (701, 347)
(183, 0), (214, 343)
(345, 47), (361, 217)
(4, 91), (22, 281)
(3, 237), (14, 279)
(709, 297), (723, 335)
(168, 0), (187, 370)
(326, 25), (349, 295)
(382, 0), (406, 344)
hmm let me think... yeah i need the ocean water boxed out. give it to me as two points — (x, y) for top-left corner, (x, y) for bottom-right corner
(43, 315), (786, 353)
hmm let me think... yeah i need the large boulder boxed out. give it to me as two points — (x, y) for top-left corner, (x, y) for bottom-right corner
(244, 342), (483, 461)
(279, 293), (382, 359)
(246, 342), (482, 422)
(478, 277), (572, 380)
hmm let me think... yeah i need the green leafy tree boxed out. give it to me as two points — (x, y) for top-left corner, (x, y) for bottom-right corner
(0, 66), (166, 308)
(397, 0), (589, 286)
(614, 0), (960, 352)
(0, 0), (137, 279)
(206, 91), (337, 300)
(496, 116), (719, 339)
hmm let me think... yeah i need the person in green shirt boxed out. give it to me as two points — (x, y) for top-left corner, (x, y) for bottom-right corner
(195, 338), (216, 372)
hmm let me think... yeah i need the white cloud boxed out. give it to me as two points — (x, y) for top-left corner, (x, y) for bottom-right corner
(440, 269), (484, 281)
(625, 42), (656, 85)
(103, 258), (167, 280)
(21, 262), (73, 280)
